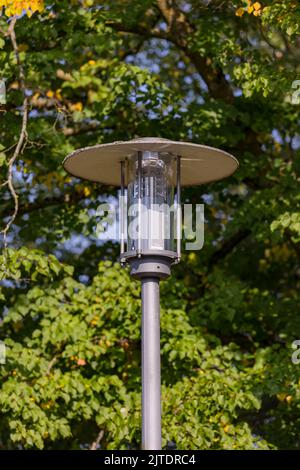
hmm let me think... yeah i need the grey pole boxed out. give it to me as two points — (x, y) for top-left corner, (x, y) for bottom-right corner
(141, 277), (161, 450)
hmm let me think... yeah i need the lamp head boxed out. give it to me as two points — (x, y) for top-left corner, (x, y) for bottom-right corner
(63, 137), (238, 186)
(63, 137), (238, 279)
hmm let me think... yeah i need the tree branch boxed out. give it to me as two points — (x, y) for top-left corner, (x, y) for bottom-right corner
(107, 1), (234, 103)
(46, 355), (58, 376)
(90, 429), (104, 450)
(1, 191), (91, 221)
(208, 229), (251, 267)
(1, 18), (28, 246)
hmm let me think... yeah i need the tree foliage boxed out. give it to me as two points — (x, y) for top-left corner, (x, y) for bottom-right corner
(0, 0), (300, 449)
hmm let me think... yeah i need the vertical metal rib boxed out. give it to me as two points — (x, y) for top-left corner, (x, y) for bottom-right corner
(137, 151), (142, 256)
(120, 160), (125, 257)
(176, 155), (181, 262)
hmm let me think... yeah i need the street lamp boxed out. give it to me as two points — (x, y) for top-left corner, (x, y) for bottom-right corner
(63, 137), (238, 450)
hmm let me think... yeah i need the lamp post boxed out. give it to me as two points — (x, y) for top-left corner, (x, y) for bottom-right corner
(63, 137), (238, 450)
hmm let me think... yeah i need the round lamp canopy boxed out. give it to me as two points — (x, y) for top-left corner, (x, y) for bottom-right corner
(63, 137), (238, 186)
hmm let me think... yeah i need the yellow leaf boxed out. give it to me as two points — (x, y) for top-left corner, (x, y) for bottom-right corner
(77, 358), (86, 366)
(2, 0), (45, 17)
(18, 44), (29, 52)
(70, 102), (83, 112)
(83, 186), (91, 197)
(56, 89), (62, 100)
(276, 393), (287, 402)
(188, 253), (196, 262)
(32, 92), (40, 100)
(235, 7), (245, 17)
(9, 81), (19, 90)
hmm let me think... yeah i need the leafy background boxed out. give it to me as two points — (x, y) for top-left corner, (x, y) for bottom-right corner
(0, 0), (300, 449)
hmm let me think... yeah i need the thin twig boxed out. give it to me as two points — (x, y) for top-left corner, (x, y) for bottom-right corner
(46, 355), (58, 375)
(89, 429), (104, 450)
(1, 17), (28, 248)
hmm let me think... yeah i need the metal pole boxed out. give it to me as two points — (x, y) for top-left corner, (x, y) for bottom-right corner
(176, 155), (181, 262)
(137, 151), (142, 256)
(141, 277), (161, 450)
(120, 161), (125, 257)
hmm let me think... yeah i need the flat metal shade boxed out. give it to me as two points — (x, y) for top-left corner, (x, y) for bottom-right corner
(63, 137), (238, 186)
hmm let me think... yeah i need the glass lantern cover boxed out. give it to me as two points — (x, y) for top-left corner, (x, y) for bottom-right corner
(126, 151), (177, 254)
